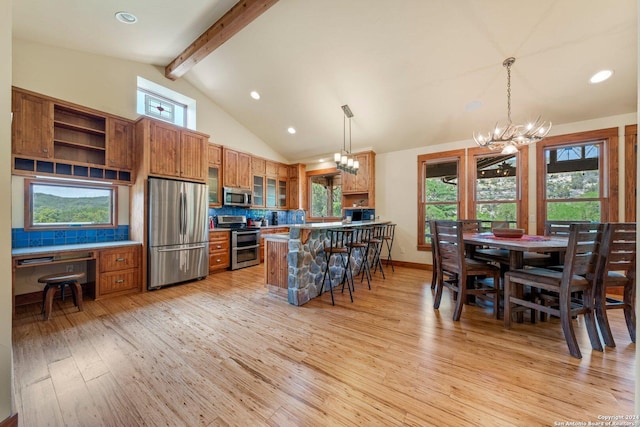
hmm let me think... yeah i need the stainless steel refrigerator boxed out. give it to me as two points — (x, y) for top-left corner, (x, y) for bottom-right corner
(148, 177), (209, 290)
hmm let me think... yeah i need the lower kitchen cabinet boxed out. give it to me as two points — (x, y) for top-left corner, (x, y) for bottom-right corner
(260, 227), (289, 263)
(209, 230), (230, 272)
(97, 245), (141, 299)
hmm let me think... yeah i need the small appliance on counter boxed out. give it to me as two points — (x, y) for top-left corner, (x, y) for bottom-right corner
(271, 211), (279, 226)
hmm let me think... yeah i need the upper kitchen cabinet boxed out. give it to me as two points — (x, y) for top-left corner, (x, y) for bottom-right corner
(140, 118), (208, 182)
(251, 157), (266, 207)
(341, 151), (375, 208)
(288, 164), (306, 210)
(11, 87), (134, 184)
(12, 89), (53, 158)
(207, 143), (222, 206)
(223, 148), (251, 189)
(107, 118), (134, 170)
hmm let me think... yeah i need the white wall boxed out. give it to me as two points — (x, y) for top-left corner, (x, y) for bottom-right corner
(0, 0), (13, 421)
(375, 113), (637, 266)
(12, 38), (287, 162)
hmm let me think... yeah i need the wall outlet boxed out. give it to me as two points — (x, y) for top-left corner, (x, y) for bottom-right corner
(400, 246), (406, 254)
(66, 265), (74, 272)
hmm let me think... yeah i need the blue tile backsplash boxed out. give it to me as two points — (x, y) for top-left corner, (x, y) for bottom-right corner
(12, 225), (129, 249)
(208, 207), (375, 227)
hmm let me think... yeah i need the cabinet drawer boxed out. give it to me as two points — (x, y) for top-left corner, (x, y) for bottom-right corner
(99, 269), (139, 295)
(100, 246), (140, 272)
(209, 251), (230, 270)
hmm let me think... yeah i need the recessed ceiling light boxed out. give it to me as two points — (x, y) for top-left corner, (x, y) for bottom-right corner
(287, 127), (296, 134)
(250, 91), (260, 100)
(115, 11), (138, 24)
(590, 69), (613, 84)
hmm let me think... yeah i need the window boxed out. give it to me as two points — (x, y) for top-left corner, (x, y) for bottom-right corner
(308, 171), (342, 219)
(536, 128), (618, 234)
(136, 76), (196, 129)
(26, 179), (117, 230)
(467, 146), (529, 228)
(418, 150), (465, 249)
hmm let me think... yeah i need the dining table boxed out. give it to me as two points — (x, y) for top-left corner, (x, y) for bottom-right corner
(463, 232), (569, 270)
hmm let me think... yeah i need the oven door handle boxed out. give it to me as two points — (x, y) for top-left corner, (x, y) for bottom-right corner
(234, 231), (260, 236)
(232, 244), (260, 251)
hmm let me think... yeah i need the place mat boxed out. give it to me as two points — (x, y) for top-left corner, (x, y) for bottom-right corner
(474, 233), (550, 241)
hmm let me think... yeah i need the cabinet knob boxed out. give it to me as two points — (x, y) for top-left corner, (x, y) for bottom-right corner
(216, 245), (222, 249)
(115, 279), (124, 284)
(216, 259), (221, 263)
(115, 258), (125, 262)
(42, 148), (48, 153)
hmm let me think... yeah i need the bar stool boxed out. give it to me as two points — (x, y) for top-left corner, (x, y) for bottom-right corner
(318, 228), (355, 305)
(382, 223), (396, 272)
(39, 272), (85, 320)
(368, 224), (386, 279)
(347, 226), (373, 290)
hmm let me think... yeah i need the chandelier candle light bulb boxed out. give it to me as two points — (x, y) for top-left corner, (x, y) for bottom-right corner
(334, 104), (359, 175)
(473, 57), (551, 154)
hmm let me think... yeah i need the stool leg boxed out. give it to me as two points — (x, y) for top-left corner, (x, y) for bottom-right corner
(44, 285), (56, 320)
(69, 281), (84, 312)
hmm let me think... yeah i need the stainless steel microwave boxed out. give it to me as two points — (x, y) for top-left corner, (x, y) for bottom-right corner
(223, 187), (252, 207)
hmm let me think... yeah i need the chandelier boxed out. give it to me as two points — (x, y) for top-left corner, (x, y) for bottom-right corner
(473, 57), (551, 154)
(334, 104), (359, 175)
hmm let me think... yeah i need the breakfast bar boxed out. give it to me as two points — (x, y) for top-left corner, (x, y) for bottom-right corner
(263, 220), (390, 306)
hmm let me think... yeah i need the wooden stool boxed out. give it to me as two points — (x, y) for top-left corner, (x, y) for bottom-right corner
(39, 272), (85, 320)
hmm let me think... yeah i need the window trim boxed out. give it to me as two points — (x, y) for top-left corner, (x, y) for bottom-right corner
(624, 124), (637, 221)
(306, 167), (342, 221)
(535, 127), (618, 235)
(417, 149), (466, 251)
(25, 178), (118, 231)
(466, 145), (529, 231)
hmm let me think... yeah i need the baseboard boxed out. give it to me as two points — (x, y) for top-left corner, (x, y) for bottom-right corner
(390, 260), (432, 270)
(0, 413), (18, 427)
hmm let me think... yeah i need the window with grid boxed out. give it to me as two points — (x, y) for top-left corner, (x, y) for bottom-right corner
(309, 172), (342, 219)
(536, 127), (619, 234)
(418, 150), (465, 249)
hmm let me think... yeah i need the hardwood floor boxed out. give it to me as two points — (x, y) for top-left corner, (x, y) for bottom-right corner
(12, 265), (635, 426)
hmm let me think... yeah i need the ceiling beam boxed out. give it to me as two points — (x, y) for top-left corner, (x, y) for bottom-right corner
(165, 0), (279, 80)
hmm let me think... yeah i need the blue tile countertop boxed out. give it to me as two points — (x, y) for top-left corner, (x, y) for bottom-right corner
(12, 240), (141, 257)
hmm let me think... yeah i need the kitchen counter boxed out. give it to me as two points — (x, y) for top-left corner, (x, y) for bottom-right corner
(12, 240), (141, 257)
(263, 220), (391, 305)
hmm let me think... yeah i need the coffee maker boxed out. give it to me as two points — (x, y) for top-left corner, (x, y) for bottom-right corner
(271, 211), (278, 226)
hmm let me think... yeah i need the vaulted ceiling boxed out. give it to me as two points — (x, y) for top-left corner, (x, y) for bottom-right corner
(12, 0), (638, 163)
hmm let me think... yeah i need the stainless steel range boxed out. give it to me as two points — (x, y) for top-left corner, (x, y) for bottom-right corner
(217, 215), (260, 270)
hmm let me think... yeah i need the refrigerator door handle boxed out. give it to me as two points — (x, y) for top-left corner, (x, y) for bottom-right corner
(157, 245), (207, 253)
(179, 192), (187, 237)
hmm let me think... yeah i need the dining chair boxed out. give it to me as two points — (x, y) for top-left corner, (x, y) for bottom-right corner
(431, 220), (501, 321)
(347, 226), (373, 290)
(594, 222), (636, 347)
(504, 222), (604, 358)
(544, 220), (590, 237)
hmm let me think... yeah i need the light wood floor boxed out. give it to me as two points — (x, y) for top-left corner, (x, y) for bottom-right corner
(12, 265), (635, 426)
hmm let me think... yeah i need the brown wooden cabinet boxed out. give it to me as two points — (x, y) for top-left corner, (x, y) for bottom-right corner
(342, 150), (375, 208)
(288, 164), (306, 210)
(209, 230), (230, 272)
(12, 89), (53, 158)
(259, 227), (289, 263)
(223, 148), (251, 189)
(207, 143), (222, 206)
(11, 87), (135, 183)
(97, 245), (141, 299)
(107, 118), (134, 170)
(146, 119), (208, 182)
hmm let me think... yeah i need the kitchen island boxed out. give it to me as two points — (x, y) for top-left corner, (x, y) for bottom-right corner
(263, 220), (390, 305)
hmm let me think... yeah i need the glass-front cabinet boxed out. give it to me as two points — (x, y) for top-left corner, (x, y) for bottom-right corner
(266, 177), (277, 207)
(253, 175), (265, 207)
(208, 166), (220, 205)
(278, 179), (287, 208)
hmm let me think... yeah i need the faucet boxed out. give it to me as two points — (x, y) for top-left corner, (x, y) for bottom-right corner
(294, 209), (306, 224)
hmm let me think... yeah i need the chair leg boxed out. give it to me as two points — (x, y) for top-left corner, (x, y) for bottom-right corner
(493, 272), (501, 320)
(319, 258), (335, 305)
(339, 254), (354, 303)
(595, 288), (616, 347)
(624, 282), (636, 343)
(582, 288), (603, 352)
(504, 275), (512, 328)
(451, 275), (465, 321)
(559, 292), (582, 358)
(433, 272), (445, 309)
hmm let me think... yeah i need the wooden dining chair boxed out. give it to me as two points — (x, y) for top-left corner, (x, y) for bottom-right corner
(504, 222), (604, 358)
(431, 220), (501, 321)
(594, 222), (636, 347)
